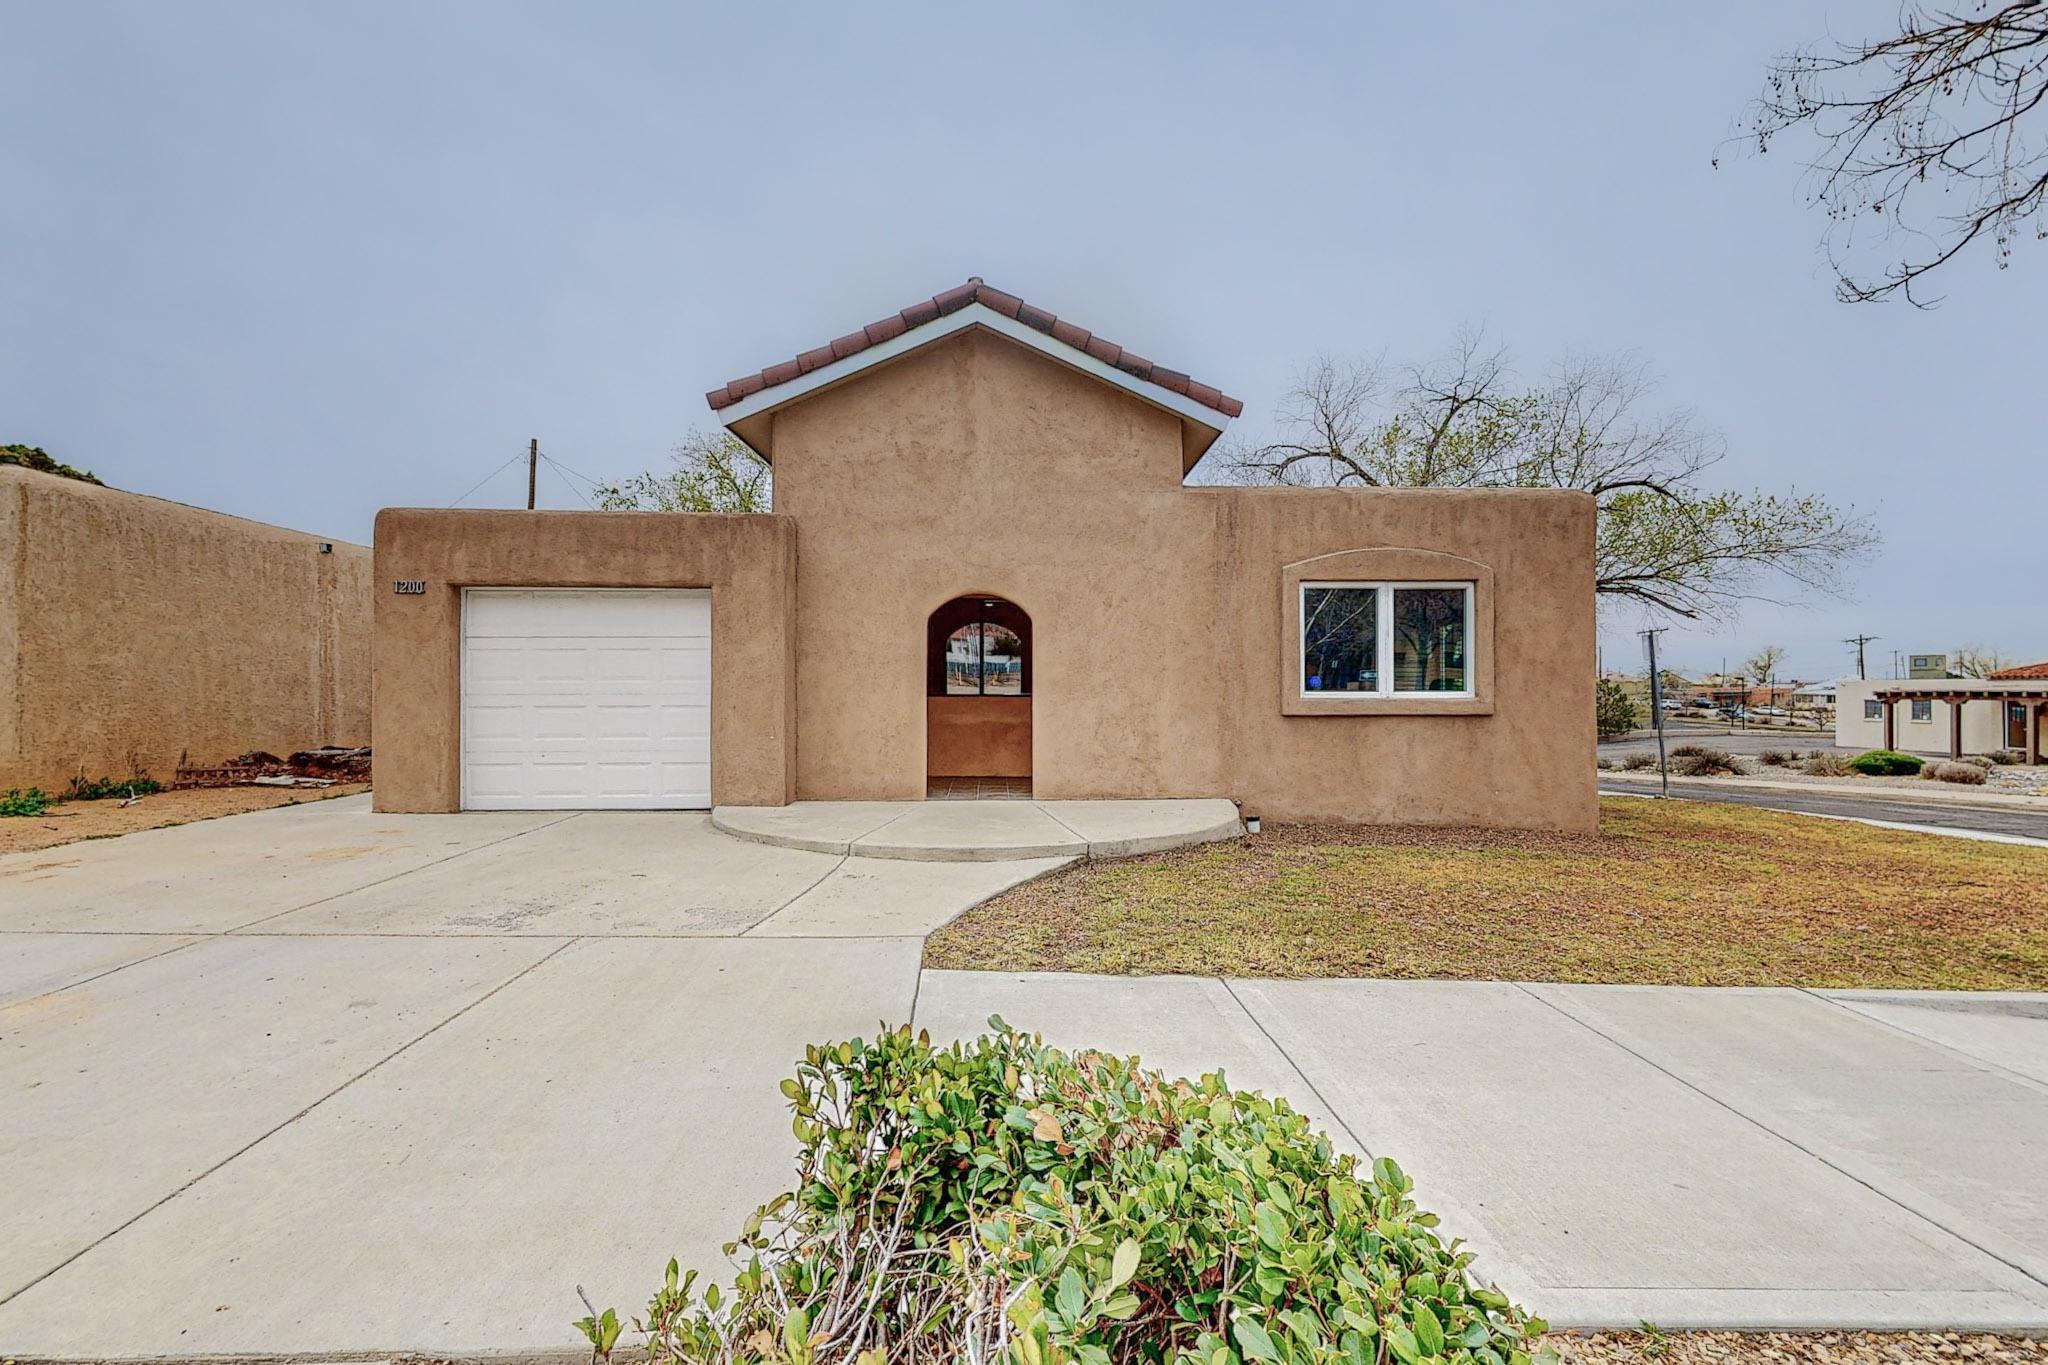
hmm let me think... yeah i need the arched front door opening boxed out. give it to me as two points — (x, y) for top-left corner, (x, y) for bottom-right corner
(926, 595), (1032, 798)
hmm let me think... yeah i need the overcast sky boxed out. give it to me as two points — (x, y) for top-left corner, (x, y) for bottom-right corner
(5, 3), (2040, 683)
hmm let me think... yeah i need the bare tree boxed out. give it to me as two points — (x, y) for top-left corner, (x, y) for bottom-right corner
(1220, 338), (1878, 621)
(1745, 643), (1790, 705)
(1740, 1), (2048, 304)
(1951, 642), (2019, 675)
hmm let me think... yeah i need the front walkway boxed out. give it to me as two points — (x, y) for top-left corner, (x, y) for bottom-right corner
(1, 797), (2043, 1355)
(712, 796), (1242, 860)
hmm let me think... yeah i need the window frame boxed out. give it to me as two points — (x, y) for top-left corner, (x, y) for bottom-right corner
(1298, 580), (1476, 702)
(1910, 698), (1933, 723)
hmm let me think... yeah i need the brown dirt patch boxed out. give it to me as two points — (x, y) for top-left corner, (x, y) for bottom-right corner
(1554, 1331), (2047, 1365)
(0, 784), (370, 855)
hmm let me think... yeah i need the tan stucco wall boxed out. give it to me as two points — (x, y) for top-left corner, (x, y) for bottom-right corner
(770, 330), (1596, 830)
(0, 466), (370, 791)
(368, 326), (1595, 830)
(370, 508), (796, 812)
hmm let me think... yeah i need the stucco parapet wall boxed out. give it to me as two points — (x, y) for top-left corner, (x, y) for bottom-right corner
(370, 508), (798, 812)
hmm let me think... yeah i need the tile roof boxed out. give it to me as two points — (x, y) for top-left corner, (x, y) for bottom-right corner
(705, 278), (1243, 420)
(1987, 661), (2048, 680)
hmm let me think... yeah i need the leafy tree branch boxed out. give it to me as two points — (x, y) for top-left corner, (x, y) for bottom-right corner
(595, 430), (771, 513)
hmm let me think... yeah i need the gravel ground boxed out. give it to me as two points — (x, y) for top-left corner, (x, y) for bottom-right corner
(1598, 737), (2047, 797)
(0, 783), (371, 854)
(1554, 1332), (2048, 1365)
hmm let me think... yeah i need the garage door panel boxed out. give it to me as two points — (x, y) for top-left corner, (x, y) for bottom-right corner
(461, 590), (712, 810)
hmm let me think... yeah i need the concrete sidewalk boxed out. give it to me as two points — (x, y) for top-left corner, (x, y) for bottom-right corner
(917, 974), (2048, 1333)
(4, 797), (2046, 1355)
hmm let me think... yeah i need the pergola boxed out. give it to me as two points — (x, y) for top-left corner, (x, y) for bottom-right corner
(1872, 680), (2048, 761)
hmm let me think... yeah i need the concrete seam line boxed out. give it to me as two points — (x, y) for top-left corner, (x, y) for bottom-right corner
(1511, 982), (2048, 1290)
(1215, 978), (1375, 1163)
(3, 936), (207, 1007)
(0, 935), (584, 1311)
(218, 811), (587, 934)
(1795, 988), (2048, 1098)
(858, 805), (923, 841)
(737, 853), (849, 936)
(1030, 801), (1090, 854)
(906, 959), (928, 1035)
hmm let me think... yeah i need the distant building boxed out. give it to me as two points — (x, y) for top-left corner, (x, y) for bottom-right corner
(1906, 653), (1948, 679)
(1836, 670), (2046, 759)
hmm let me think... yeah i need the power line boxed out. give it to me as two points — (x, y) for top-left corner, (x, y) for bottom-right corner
(541, 452), (596, 510)
(446, 452), (525, 509)
(536, 450), (608, 491)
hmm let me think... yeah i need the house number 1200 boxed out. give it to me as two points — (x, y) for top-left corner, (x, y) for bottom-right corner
(392, 580), (426, 595)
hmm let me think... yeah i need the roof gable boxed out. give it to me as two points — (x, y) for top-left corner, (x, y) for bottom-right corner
(706, 279), (1242, 470)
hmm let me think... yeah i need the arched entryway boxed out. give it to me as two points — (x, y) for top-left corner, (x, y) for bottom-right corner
(926, 595), (1031, 798)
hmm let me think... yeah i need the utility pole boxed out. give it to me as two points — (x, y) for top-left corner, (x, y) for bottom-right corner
(527, 438), (538, 510)
(1844, 633), (1878, 681)
(1642, 627), (1670, 797)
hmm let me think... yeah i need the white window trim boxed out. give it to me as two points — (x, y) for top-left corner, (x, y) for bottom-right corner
(1298, 581), (1476, 701)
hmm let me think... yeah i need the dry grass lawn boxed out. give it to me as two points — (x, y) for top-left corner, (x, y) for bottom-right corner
(925, 798), (2048, 989)
(0, 783), (370, 854)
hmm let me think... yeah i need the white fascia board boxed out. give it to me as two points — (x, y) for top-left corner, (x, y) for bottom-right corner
(708, 302), (1230, 437)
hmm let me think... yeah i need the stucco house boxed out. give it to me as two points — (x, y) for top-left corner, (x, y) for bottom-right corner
(1835, 665), (2048, 761)
(373, 279), (1595, 829)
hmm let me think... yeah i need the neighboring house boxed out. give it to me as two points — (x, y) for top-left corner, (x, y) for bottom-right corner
(1836, 669), (2047, 760)
(0, 465), (371, 790)
(1790, 680), (1837, 709)
(373, 279), (1596, 829)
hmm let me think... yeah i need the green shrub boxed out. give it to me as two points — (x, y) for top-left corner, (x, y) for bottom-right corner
(66, 772), (163, 801)
(1801, 752), (1856, 777)
(0, 443), (101, 485)
(1595, 681), (1640, 741)
(1924, 761), (1988, 785)
(598, 1023), (1549, 1365)
(1849, 749), (1924, 777)
(0, 787), (57, 817)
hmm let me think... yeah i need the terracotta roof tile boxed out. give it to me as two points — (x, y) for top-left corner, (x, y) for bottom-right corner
(704, 278), (1242, 420)
(1016, 301), (1056, 333)
(1988, 661), (2048, 679)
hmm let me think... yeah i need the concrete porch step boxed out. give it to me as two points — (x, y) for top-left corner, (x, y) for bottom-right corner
(711, 797), (1243, 862)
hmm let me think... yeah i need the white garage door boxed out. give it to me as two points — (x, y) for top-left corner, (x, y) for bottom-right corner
(461, 589), (712, 810)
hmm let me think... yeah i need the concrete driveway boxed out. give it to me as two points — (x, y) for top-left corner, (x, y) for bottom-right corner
(0, 795), (1056, 1357)
(3, 796), (2046, 1354)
